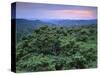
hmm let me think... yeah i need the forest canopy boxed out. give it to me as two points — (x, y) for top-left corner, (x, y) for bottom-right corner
(16, 24), (97, 72)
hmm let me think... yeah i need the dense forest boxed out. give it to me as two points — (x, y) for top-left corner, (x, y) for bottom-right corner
(16, 24), (97, 72)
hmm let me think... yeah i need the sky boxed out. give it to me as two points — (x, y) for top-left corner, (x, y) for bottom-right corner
(14, 2), (97, 20)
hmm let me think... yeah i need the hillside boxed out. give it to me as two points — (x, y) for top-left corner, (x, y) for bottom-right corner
(13, 19), (97, 43)
(16, 24), (97, 72)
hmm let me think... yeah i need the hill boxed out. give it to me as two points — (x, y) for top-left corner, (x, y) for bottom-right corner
(12, 19), (97, 43)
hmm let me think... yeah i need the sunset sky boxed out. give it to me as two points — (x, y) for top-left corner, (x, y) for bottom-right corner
(15, 2), (97, 20)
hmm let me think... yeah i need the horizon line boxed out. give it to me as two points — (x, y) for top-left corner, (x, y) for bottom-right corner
(12, 18), (97, 20)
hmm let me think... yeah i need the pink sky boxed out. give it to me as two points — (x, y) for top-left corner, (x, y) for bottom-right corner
(16, 2), (97, 20)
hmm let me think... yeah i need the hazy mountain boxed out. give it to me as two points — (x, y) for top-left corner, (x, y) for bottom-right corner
(13, 19), (97, 33)
(12, 19), (97, 43)
(43, 19), (97, 26)
(13, 18), (97, 34)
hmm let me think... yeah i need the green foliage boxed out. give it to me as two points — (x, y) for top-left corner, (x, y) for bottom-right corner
(16, 25), (97, 72)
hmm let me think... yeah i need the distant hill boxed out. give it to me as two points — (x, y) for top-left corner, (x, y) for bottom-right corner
(12, 19), (55, 42)
(12, 19), (97, 42)
(43, 19), (97, 26)
(13, 19), (97, 33)
(14, 19), (97, 30)
(15, 19), (55, 33)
